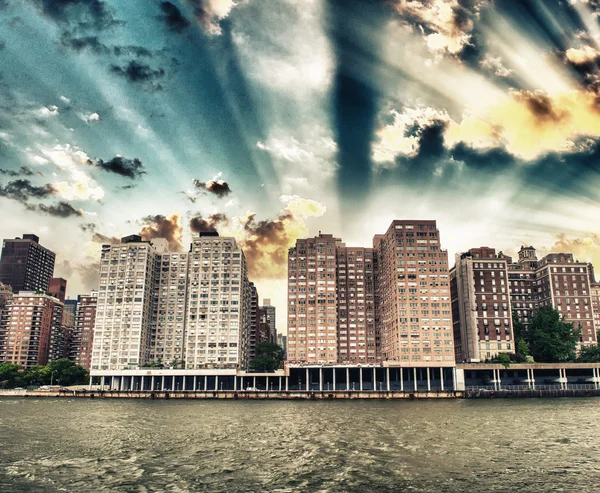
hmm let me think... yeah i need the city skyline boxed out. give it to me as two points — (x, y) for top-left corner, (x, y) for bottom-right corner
(2, 1), (600, 333)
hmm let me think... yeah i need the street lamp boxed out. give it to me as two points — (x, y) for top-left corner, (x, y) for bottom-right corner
(50, 370), (57, 386)
(299, 378), (302, 391)
(220, 382), (223, 391)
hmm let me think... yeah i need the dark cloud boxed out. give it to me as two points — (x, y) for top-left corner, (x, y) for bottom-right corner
(27, 0), (118, 30)
(0, 166), (35, 177)
(514, 90), (563, 123)
(79, 222), (96, 232)
(193, 177), (232, 197)
(139, 213), (183, 251)
(328, 0), (388, 203)
(0, 179), (54, 203)
(160, 1), (190, 33)
(189, 212), (228, 233)
(0, 41), (5, 51)
(60, 33), (109, 54)
(110, 60), (166, 88)
(91, 232), (120, 244)
(27, 201), (83, 218)
(93, 156), (145, 179)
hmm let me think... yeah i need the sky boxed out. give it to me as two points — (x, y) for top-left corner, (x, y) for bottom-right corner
(2, 0), (600, 333)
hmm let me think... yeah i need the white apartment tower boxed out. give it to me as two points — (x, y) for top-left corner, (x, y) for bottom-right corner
(184, 233), (251, 369)
(91, 235), (168, 371)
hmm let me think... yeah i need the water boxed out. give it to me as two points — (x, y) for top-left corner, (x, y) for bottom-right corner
(1, 398), (599, 492)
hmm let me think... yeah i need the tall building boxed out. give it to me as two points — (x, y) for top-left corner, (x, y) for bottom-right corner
(507, 247), (597, 345)
(287, 234), (343, 364)
(0, 282), (13, 361)
(183, 233), (251, 369)
(450, 247), (514, 362)
(375, 220), (454, 365)
(153, 251), (189, 367)
(336, 246), (378, 363)
(91, 232), (252, 371)
(261, 298), (276, 343)
(49, 304), (71, 362)
(91, 235), (167, 371)
(276, 333), (287, 354)
(48, 278), (68, 303)
(2, 292), (63, 368)
(591, 283), (600, 337)
(0, 234), (55, 293)
(246, 282), (259, 364)
(69, 293), (97, 371)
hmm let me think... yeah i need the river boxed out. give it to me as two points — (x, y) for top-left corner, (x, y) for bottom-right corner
(1, 398), (599, 492)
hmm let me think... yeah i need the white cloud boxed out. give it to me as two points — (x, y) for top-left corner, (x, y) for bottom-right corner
(78, 112), (101, 123)
(36, 105), (59, 118)
(480, 55), (514, 77)
(59, 96), (71, 104)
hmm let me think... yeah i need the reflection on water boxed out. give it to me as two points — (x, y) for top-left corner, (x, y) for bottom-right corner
(1, 398), (600, 492)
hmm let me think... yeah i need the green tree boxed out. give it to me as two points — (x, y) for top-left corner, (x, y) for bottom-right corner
(490, 353), (511, 368)
(250, 342), (285, 372)
(22, 364), (51, 387)
(526, 306), (581, 362)
(577, 344), (600, 363)
(0, 363), (22, 388)
(45, 359), (88, 386)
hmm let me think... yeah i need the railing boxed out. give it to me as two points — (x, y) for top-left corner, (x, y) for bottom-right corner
(466, 384), (598, 392)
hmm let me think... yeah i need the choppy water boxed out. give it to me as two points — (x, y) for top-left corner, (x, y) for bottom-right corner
(1, 398), (600, 492)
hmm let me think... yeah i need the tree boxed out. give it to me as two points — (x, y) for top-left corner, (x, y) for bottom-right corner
(250, 342), (285, 372)
(577, 344), (600, 363)
(490, 353), (511, 368)
(46, 359), (88, 386)
(526, 306), (581, 362)
(0, 363), (22, 388)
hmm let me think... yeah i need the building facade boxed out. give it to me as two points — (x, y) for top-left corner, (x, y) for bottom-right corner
(2, 292), (63, 368)
(287, 234), (343, 364)
(450, 247), (514, 362)
(261, 298), (277, 344)
(48, 278), (68, 303)
(69, 293), (97, 371)
(0, 234), (55, 293)
(0, 282), (13, 361)
(91, 235), (167, 371)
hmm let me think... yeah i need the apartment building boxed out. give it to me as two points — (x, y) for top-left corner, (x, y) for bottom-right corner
(0, 234), (55, 293)
(375, 220), (454, 365)
(450, 247), (514, 362)
(287, 234), (342, 364)
(336, 246), (378, 363)
(0, 282), (13, 361)
(91, 235), (167, 371)
(184, 233), (251, 369)
(261, 298), (277, 344)
(2, 292), (63, 368)
(69, 293), (97, 371)
(506, 247), (596, 345)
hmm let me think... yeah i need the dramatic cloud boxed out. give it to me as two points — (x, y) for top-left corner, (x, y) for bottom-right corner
(28, 0), (117, 30)
(193, 172), (232, 197)
(78, 112), (100, 123)
(0, 179), (55, 203)
(565, 45), (600, 65)
(189, 212), (228, 233)
(0, 166), (35, 177)
(36, 144), (105, 201)
(160, 1), (190, 33)
(91, 232), (121, 244)
(391, 0), (485, 60)
(220, 196), (327, 280)
(36, 105), (59, 118)
(139, 213), (183, 251)
(110, 60), (165, 88)
(184, 0), (236, 35)
(94, 156), (145, 179)
(27, 201), (83, 218)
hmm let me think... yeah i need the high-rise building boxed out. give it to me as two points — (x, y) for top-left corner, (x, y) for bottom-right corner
(153, 251), (189, 367)
(91, 235), (167, 371)
(0, 234), (55, 293)
(0, 282), (13, 361)
(261, 298), (276, 344)
(246, 282), (259, 364)
(48, 278), (68, 303)
(287, 234), (343, 364)
(450, 247), (514, 362)
(49, 304), (71, 362)
(2, 292), (63, 368)
(336, 246), (378, 363)
(183, 233), (251, 369)
(507, 247), (597, 346)
(69, 293), (97, 371)
(591, 283), (600, 336)
(91, 232), (252, 371)
(276, 333), (287, 354)
(375, 220), (454, 365)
